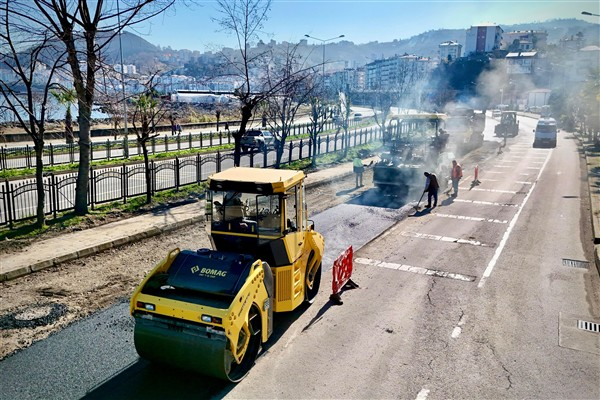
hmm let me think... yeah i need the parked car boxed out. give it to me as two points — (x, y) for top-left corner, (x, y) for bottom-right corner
(353, 113), (363, 121)
(492, 109), (501, 118)
(240, 129), (275, 151)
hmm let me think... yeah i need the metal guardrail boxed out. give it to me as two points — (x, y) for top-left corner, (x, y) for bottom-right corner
(0, 126), (381, 227)
(0, 118), (368, 170)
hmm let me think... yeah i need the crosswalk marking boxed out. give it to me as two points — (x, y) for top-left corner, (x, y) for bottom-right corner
(400, 231), (490, 247)
(467, 188), (518, 194)
(354, 257), (476, 282)
(452, 199), (518, 207)
(435, 213), (508, 224)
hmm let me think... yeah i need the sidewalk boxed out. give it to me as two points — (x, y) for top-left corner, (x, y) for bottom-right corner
(0, 160), (369, 282)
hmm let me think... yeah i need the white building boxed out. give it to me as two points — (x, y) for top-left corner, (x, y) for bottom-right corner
(113, 64), (137, 75)
(365, 54), (434, 90)
(465, 23), (503, 55)
(439, 41), (462, 62)
(506, 51), (538, 75)
(502, 30), (548, 51)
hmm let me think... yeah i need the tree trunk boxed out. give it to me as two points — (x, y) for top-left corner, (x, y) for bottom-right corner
(142, 143), (152, 204)
(34, 140), (45, 228)
(74, 102), (92, 215)
(234, 104), (253, 166)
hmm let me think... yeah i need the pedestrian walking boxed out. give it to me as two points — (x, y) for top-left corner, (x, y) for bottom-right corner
(450, 159), (463, 197)
(423, 171), (439, 208)
(225, 122), (230, 131)
(353, 157), (365, 188)
(170, 115), (176, 136)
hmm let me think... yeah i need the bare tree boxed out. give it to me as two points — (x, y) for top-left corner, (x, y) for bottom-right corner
(0, 0), (66, 227)
(50, 87), (76, 143)
(23, 0), (176, 215)
(307, 94), (329, 167)
(213, 0), (273, 166)
(263, 43), (315, 168)
(368, 85), (397, 138)
(130, 76), (168, 204)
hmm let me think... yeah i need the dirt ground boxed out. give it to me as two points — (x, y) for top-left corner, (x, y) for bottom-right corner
(0, 170), (373, 360)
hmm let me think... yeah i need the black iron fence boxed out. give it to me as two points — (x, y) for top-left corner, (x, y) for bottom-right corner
(0, 126), (382, 227)
(0, 118), (368, 170)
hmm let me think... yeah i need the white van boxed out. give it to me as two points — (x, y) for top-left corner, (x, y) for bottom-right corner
(533, 118), (558, 148)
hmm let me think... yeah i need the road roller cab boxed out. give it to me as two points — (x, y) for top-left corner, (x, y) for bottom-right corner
(130, 167), (324, 382)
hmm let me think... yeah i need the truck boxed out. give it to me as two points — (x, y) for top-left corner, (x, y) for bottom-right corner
(130, 167), (324, 382)
(533, 117), (558, 148)
(494, 111), (519, 137)
(373, 113), (449, 196)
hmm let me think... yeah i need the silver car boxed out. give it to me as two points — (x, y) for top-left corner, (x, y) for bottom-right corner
(240, 129), (275, 151)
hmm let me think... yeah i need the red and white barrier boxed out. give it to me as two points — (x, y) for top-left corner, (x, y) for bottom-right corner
(330, 246), (358, 304)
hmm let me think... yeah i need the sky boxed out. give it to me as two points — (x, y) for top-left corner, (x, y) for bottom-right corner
(131, 0), (600, 52)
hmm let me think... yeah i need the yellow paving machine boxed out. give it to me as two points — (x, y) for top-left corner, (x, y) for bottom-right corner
(130, 167), (324, 382)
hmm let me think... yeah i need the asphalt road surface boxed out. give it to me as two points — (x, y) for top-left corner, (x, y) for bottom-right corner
(1, 115), (598, 399)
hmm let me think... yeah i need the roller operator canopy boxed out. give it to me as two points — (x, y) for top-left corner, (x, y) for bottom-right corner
(208, 167), (305, 195)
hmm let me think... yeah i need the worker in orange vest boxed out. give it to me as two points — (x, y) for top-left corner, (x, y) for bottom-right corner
(451, 159), (463, 197)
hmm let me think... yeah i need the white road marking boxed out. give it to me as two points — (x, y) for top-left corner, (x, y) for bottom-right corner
(519, 173), (530, 175)
(516, 181), (532, 185)
(485, 171), (503, 174)
(354, 257), (476, 282)
(451, 314), (468, 339)
(416, 388), (430, 400)
(478, 150), (552, 288)
(400, 231), (489, 247)
(466, 188), (518, 194)
(493, 165), (512, 168)
(526, 167), (539, 170)
(435, 213), (508, 224)
(453, 199), (518, 207)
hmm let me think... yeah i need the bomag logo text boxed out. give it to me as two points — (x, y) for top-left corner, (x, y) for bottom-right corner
(200, 268), (227, 277)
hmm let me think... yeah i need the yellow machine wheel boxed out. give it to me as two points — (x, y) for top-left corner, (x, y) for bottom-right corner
(225, 304), (262, 382)
(305, 263), (322, 304)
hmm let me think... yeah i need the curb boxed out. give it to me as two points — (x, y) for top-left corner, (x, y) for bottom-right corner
(0, 164), (358, 283)
(0, 212), (206, 282)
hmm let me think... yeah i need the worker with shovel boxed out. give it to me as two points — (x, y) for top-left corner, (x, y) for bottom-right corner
(422, 171), (439, 209)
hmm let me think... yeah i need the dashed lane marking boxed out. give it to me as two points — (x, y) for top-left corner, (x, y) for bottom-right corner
(453, 199), (518, 207)
(435, 213), (508, 224)
(451, 314), (468, 339)
(354, 257), (476, 282)
(493, 165), (512, 168)
(478, 149), (552, 288)
(516, 181), (532, 185)
(400, 231), (490, 247)
(416, 388), (430, 400)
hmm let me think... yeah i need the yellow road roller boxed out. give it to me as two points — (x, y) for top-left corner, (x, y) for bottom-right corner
(130, 167), (324, 382)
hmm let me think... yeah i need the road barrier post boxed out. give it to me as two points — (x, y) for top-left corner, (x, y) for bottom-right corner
(330, 246), (359, 305)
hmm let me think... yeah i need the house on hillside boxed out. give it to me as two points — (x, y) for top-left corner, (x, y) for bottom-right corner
(439, 41), (462, 62)
(502, 30), (548, 51)
(465, 23), (503, 55)
(505, 51), (538, 75)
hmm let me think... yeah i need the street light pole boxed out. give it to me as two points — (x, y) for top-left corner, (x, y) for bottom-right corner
(116, 0), (129, 158)
(304, 34), (345, 88)
(581, 11), (600, 16)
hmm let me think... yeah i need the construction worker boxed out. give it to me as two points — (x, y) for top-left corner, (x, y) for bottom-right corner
(353, 157), (365, 188)
(423, 171), (439, 208)
(451, 159), (463, 197)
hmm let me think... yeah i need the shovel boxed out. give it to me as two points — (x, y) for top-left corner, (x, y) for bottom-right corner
(414, 191), (426, 210)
